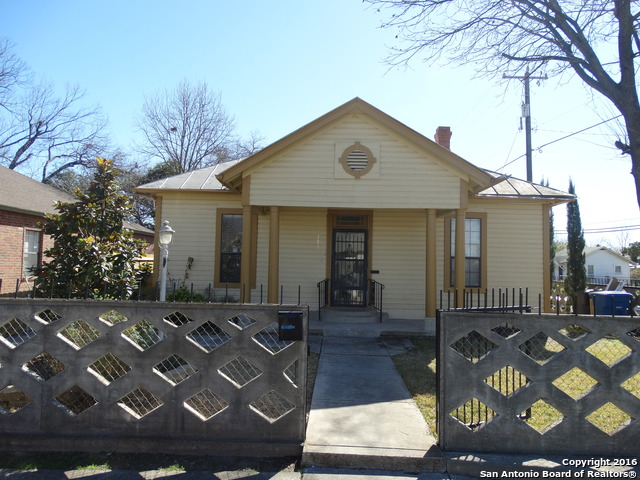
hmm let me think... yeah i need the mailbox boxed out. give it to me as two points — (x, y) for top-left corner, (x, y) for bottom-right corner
(278, 311), (304, 341)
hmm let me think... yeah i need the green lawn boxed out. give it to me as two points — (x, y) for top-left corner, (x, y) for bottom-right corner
(391, 336), (639, 437)
(391, 337), (438, 436)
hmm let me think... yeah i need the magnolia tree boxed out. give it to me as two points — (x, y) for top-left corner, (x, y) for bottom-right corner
(38, 158), (150, 299)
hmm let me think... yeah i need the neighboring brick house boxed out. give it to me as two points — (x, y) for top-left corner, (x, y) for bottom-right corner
(0, 166), (154, 296)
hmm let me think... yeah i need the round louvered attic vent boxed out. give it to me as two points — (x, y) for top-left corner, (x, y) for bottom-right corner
(339, 142), (376, 179)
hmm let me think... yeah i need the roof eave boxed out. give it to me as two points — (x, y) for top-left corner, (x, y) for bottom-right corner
(0, 205), (50, 217)
(475, 194), (575, 205)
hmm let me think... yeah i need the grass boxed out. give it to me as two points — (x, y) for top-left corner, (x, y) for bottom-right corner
(391, 337), (438, 436)
(0, 452), (296, 473)
(391, 335), (640, 437)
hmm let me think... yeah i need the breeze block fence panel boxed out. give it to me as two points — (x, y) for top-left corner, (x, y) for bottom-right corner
(0, 299), (308, 457)
(438, 311), (640, 456)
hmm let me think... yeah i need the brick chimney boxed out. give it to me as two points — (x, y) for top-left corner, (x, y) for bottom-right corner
(434, 126), (452, 150)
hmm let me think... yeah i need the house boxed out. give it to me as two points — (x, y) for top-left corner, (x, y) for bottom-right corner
(0, 165), (154, 296)
(136, 98), (573, 323)
(554, 245), (632, 284)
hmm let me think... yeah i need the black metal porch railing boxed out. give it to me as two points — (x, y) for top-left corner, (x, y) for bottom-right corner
(316, 279), (329, 321)
(368, 278), (385, 322)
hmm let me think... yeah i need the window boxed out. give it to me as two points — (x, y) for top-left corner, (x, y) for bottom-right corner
(218, 213), (242, 283)
(587, 265), (594, 276)
(23, 230), (41, 277)
(446, 215), (486, 289)
(615, 265), (622, 274)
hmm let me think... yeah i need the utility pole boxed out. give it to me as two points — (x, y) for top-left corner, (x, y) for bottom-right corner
(503, 69), (547, 182)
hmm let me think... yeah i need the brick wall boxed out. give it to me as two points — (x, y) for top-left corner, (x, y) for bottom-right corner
(0, 209), (52, 296)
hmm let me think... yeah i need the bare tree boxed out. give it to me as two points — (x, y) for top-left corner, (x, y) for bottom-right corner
(0, 81), (109, 182)
(366, 0), (640, 208)
(0, 38), (28, 113)
(0, 40), (110, 182)
(135, 80), (237, 173)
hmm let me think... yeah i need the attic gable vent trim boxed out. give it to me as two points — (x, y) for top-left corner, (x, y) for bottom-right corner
(339, 142), (377, 179)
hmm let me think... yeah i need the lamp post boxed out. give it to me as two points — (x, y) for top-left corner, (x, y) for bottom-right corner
(158, 220), (175, 301)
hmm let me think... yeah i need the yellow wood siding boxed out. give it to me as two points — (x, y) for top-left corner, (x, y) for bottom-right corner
(276, 208), (328, 305)
(160, 193), (242, 297)
(157, 192), (547, 316)
(468, 199), (545, 303)
(372, 210), (427, 319)
(248, 115), (462, 209)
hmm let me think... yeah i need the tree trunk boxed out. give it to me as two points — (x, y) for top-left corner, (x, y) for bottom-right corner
(625, 109), (640, 210)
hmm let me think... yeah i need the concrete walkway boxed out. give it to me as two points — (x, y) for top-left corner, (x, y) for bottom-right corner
(302, 336), (444, 472)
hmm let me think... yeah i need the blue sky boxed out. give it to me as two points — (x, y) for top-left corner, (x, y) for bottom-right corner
(2, 0), (639, 246)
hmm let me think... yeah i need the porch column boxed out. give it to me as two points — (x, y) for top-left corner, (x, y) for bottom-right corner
(425, 208), (437, 318)
(454, 208), (466, 307)
(542, 204), (552, 312)
(268, 206), (280, 304)
(241, 205), (254, 303)
(240, 176), (253, 303)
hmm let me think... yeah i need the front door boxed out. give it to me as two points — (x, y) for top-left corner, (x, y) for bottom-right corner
(331, 230), (368, 307)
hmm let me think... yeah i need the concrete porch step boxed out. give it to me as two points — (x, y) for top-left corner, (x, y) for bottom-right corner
(319, 307), (388, 323)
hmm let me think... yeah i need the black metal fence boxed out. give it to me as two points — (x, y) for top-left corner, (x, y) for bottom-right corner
(438, 288), (534, 313)
(1, 277), (305, 306)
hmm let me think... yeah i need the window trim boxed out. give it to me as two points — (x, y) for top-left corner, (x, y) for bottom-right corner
(215, 209), (243, 288)
(444, 213), (487, 291)
(22, 229), (42, 278)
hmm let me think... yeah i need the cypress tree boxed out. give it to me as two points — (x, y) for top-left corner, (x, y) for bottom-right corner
(565, 179), (587, 298)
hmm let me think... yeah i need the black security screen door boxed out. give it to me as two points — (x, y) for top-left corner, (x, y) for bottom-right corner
(331, 230), (368, 307)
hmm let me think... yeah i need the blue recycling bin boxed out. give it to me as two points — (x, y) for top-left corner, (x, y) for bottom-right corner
(589, 291), (633, 316)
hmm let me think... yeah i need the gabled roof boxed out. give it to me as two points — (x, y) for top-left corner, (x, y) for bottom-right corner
(0, 165), (74, 216)
(555, 246), (632, 265)
(135, 160), (241, 192)
(134, 99), (573, 205)
(477, 170), (575, 204)
(216, 97), (495, 192)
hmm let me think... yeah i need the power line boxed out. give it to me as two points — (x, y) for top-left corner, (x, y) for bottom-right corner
(556, 224), (640, 235)
(497, 114), (623, 173)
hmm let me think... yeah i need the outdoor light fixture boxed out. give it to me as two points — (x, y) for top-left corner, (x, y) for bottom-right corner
(158, 220), (175, 301)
